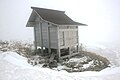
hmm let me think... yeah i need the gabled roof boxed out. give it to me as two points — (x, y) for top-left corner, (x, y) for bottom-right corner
(26, 7), (87, 26)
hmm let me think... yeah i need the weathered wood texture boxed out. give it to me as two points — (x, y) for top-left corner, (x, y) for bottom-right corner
(26, 7), (85, 59)
(34, 17), (58, 49)
(59, 26), (78, 49)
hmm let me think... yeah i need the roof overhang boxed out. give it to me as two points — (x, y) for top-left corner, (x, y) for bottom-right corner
(26, 10), (37, 27)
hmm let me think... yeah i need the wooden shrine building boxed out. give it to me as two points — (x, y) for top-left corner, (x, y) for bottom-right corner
(26, 7), (86, 59)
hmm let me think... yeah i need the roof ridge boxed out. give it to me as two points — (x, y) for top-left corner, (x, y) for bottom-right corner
(31, 7), (65, 13)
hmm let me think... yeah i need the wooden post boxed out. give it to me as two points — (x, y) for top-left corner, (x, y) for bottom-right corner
(39, 21), (43, 54)
(48, 26), (51, 54)
(77, 27), (79, 53)
(57, 26), (61, 59)
(77, 45), (79, 53)
(69, 47), (71, 59)
(34, 27), (37, 50)
(58, 48), (61, 59)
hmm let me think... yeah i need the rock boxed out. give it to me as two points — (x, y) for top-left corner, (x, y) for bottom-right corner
(49, 60), (58, 68)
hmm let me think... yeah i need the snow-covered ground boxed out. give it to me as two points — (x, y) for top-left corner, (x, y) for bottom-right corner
(0, 45), (120, 80)
(85, 43), (120, 66)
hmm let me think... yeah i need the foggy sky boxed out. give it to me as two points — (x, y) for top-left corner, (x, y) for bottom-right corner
(0, 0), (120, 46)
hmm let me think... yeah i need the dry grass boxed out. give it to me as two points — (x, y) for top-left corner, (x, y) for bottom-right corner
(0, 40), (33, 57)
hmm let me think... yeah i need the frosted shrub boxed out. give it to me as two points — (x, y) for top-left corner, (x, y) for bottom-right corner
(0, 40), (33, 57)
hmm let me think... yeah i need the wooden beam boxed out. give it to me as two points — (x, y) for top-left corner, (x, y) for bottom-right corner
(60, 53), (79, 59)
(59, 29), (78, 32)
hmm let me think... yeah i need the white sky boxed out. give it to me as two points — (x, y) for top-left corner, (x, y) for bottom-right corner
(0, 0), (120, 46)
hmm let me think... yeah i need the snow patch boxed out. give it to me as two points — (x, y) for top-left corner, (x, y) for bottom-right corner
(0, 51), (120, 80)
(0, 51), (31, 67)
(85, 44), (120, 66)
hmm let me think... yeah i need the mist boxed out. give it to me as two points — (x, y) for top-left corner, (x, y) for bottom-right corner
(0, 0), (120, 48)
